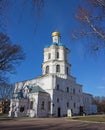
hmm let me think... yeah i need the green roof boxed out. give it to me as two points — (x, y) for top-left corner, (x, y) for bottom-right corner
(12, 85), (47, 100)
(13, 90), (24, 99)
(29, 85), (47, 94)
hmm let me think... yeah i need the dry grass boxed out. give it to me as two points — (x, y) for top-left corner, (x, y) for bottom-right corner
(72, 115), (105, 122)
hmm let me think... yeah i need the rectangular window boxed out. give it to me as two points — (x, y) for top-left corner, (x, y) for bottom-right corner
(20, 106), (24, 112)
(71, 88), (72, 93)
(57, 84), (59, 90)
(67, 102), (69, 108)
(67, 67), (69, 75)
(57, 98), (59, 103)
(67, 87), (69, 92)
(57, 52), (59, 58)
(74, 102), (76, 108)
(48, 53), (51, 59)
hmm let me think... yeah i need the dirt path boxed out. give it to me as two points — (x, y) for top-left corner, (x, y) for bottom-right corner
(0, 118), (105, 130)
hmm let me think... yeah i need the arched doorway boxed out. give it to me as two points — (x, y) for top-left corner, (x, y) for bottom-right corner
(58, 107), (61, 117)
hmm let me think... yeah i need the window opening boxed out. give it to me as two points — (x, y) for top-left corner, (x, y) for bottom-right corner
(57, 52), (59, 58)
(48, 53), (51, 59)
(30, 101), (33, 109)
(56, 65), (60, 72)
(46, 66), (49, 74)
(57, 84), (59, 90)
(41, 101), (45, 110)
(67, 87), (69, 92)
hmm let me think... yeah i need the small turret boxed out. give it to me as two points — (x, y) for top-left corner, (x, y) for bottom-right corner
(52, 32), (60, 44)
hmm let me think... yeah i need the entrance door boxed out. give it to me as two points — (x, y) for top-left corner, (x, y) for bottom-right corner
(58, 107), (61, 117)
(79, 106), (83, 115)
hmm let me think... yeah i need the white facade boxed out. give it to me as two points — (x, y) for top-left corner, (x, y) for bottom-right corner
(9, 32), (97, 117)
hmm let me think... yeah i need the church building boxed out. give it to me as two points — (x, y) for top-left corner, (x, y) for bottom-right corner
(9, 32), (97, 117)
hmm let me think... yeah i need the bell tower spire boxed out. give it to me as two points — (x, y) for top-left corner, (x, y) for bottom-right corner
(52, 32), (60, 44)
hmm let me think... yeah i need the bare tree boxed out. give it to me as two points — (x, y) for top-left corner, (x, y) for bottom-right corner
(0, 33), (24, 98)
(0, 81), (14, 99)
(73, 0), (105, 53)
(93, 96), (105, 113)
(0, 33), (24, 74)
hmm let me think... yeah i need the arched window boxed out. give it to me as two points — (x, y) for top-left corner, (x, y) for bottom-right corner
(57, 52), (59, 59)
(56, 65), (60, 72)
(41, 101), (45, 110)
(46, 66), (49, 74)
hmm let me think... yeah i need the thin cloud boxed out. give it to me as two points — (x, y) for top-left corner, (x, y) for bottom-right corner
(97, 86), (105, 89)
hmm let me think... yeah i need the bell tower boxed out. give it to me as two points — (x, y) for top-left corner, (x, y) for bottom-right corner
(42, 32), (70, 78)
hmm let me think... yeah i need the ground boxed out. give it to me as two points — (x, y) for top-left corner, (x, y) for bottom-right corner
(0, 116), (105, 130)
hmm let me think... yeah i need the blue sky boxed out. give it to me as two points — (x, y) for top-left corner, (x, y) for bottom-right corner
(4, 0), (105, 96)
